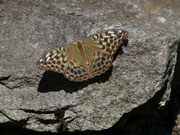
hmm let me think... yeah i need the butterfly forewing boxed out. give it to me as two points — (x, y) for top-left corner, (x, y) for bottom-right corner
(36, 29), (128, 82)
(83, 29), (128, 55)
(36, 44), (74, 74)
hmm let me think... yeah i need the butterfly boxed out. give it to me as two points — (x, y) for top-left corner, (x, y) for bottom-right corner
(36, 29), (128, 82)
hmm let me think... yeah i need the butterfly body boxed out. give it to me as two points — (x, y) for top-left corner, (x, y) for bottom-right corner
(37, 29), (128, 82)
(76, 40), (91, 69)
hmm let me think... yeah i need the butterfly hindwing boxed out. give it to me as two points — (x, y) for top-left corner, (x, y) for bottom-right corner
(63, 48), (91, 82)
(82, 44), (113, 79)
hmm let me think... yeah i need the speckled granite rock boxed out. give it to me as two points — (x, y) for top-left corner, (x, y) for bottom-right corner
(0, 0), (179, 133)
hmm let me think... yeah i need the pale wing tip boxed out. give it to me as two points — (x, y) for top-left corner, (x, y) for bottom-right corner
(36, 58), (44, 69)
(36, 60), (42, 69)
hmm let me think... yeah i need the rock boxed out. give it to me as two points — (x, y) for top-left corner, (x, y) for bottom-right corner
(0, 0), (179, 133)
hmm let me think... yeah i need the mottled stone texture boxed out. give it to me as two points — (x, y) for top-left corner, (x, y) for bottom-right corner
(0, 0), (179, 133)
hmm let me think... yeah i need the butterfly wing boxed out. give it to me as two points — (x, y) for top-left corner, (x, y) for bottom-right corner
(83, 29), (128, 55)
(80, 44), (113, 79)
(36, 44), (92, 82)
(36, 44), (76, 74)
(80, 29), (128, 80)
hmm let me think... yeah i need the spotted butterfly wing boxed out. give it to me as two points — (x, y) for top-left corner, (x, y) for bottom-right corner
(36, 29), (128, 82)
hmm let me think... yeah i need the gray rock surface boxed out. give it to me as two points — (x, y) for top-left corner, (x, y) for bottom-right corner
(0, 0), (179, 133)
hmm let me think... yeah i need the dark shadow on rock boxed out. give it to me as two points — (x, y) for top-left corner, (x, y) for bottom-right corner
(37, 66), (112, 93)
(0, 123), (56, 135)
(37, 39), (128, 93)
(0, 0), (4, 4)
(110, 80), (172, 135)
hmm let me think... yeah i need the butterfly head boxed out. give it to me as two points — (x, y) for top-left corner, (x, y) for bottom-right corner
(74, 39), (82, 45)
(74, 39), (83, 49)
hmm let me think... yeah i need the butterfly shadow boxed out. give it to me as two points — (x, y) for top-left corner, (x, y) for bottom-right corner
(37, 39), (128, 93)
(37, 68), (113, 93)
